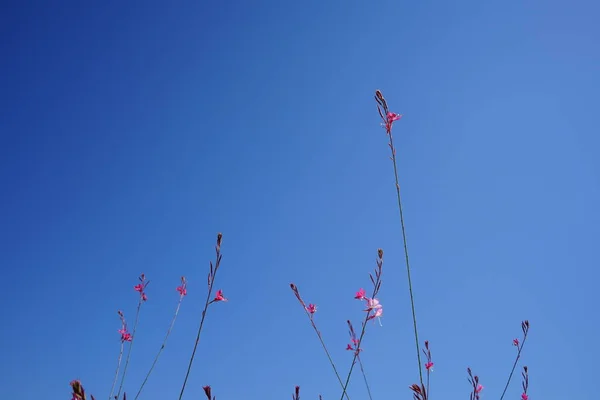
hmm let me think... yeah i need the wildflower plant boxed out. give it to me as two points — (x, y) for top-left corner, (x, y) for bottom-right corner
(70, 91), (531, 399)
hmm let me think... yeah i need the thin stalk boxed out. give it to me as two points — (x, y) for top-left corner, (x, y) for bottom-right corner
(357, 356), (373, 400)
(116, 299), (142, 399)
(178, 287), (214, 399)
(499, 327), (529, 400)
(178, 235), (223, 400)
(134, 290), (186, 400)
(339, 253), (383, 400)
(290, 284), (350, 400)
(426, 370), (430, 400)
(388, 129), (424, 388)
(108, 340), (125, 400)
(307, 310), (349, 399)
(376, 89), (424, 388)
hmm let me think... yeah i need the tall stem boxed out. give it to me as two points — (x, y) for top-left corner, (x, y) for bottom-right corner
(178, 234), (223, 400)
(388, 127), (424, 388)
(116, 299), (142, 399)
(135, 290), (186, 400)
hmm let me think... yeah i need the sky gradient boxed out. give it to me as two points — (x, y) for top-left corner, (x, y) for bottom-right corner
(0, 1), (599, 399)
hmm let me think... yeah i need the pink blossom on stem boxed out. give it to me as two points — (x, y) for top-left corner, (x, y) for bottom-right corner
(364, 298), (383, 323)
(425, 361), (434, 371)
(364, 298), (381, 311)
(385, 112), (402, 132)
(354, 288), (366, 300)
(118, 328), (132, 342)
(213, 289), (227, 302)
(177, 277), (188, 297)
(306, 303), (317, 314)
(521, 394), (528, 400)
(134, 273), (149, 301)
(513, 338), (520, 347)
(476, 385), (483, 393)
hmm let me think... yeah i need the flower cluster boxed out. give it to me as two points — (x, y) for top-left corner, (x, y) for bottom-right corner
(355, 287), (384, 324)
(176, 276), (187, 297)
(134, 273), (149, 302)
(117, 310), (132, 343)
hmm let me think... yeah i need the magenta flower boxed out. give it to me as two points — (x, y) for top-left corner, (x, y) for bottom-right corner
(118, 328), (132, 342)
(345, 344), (353, 351)
(385, 112), (402, 132)
(134, 273), (149, 301)
(521, 394), (528, 400)
(176, 276), (187, 296)
(354, 288), (366, 300)
(476, 384), (483, 393)
(425, 361), (434, 371)
(513, 338), (520, 347)
(214, 289), (227, 302)
(306, 303), (317, 314)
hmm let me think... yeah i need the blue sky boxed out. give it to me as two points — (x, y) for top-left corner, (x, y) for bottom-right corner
(0, 1), (598, 399)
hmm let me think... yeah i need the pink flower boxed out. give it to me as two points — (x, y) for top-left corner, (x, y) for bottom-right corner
(346, 344), (353, 350)
(513, 338), (519, 347)
(476, 385), (483, 393)
(387, 112), (401, 123)
(306, 303), (317, 314)
(365, 299), (383, 324)
(118, 328), (132, 342)
(177, 276), (187, 296)
(364, 298), (382, 311)
(521, 394), (528, 400)
(214, 289), (227, 302)
(134, 284), (143, 292)
(385, 112), (402, 132)
(425, 361), (434, 371)
(354, 288), (366, 300)
(141, 292), (148, 301)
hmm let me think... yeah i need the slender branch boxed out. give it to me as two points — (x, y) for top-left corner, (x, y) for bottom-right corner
(178, 233), (224, 400)
(499, 321), (530, 400)
(134, 278), (187, 400)
(108, 325), (125, 400)
(290, 284), (350, 400)
(339, 251), (383, 400)
(116, 299), (142, 399)
(375, 89), (424, 388)
(357, 356), (373, 400)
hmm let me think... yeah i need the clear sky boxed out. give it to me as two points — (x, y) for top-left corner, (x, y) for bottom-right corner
(0, 1), (598, 399)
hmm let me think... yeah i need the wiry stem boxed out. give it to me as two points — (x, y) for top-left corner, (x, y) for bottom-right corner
(178, 233), (223, 400)
(290, 284), (350, 400)
(357, 356), (373, 400)
(116, 299), (142, 400)
(339, 250), (383, 400)
(499, 321), (530, 400)
(108, 333), (125, 400)
(375, 89), (424, 388)
(134, 278), (187, 400)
